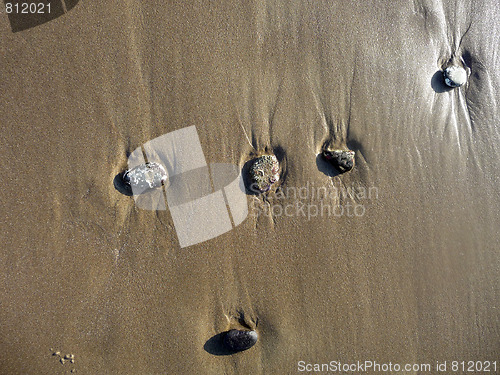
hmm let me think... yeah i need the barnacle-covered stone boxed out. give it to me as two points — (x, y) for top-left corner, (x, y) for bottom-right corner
(223, 329), (258, 352)
(322, 149), (355, 173)
(248, 155), (280, 193)
(443, 66), (467, 87)
(123, 162), (167, 191)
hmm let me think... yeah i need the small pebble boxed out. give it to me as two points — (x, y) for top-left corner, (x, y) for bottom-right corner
(223, 329), (258, 352)
(443, 65), (467, 87)
(123, 162), (167, 190)
(322, 149), (355, 173)
(248, 155), (280, 193)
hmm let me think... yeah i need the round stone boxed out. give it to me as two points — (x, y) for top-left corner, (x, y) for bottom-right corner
(223, 329), (258, 352)
(443, 66), (467, 87)
(322, 149), (355, 173)
(248, 155), (280, 193)
(123, 162), (167, 191)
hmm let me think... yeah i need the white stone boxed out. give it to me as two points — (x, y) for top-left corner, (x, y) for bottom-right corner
(123, 162), (167, 190)
(444, 66), (467, 87)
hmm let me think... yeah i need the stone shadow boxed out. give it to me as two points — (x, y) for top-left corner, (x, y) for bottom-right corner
(316, 153), (340, 177)
(431, 70), (453, 93)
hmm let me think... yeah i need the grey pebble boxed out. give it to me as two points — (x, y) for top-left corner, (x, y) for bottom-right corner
(223, 329), (258, 352)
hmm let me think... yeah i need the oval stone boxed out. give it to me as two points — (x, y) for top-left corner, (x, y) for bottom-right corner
(123, 162), (167, 190)
(443, 66), (467, 87)
(248, 155), (280, 193)
(223, 329), (258, 352)
(322, 149), (355, 173)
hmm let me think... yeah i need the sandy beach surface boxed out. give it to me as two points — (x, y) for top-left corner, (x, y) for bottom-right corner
(1, 1), (499, 374)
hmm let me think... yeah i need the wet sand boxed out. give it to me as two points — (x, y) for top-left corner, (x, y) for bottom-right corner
(1, 1), (499, 373)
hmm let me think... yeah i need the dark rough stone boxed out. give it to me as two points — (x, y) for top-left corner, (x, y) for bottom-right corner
(322, 149), (355, 173)
(223, 329), (258, 352)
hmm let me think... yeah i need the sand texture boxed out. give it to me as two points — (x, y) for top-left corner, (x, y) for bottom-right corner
(1, 1), (499, 374)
